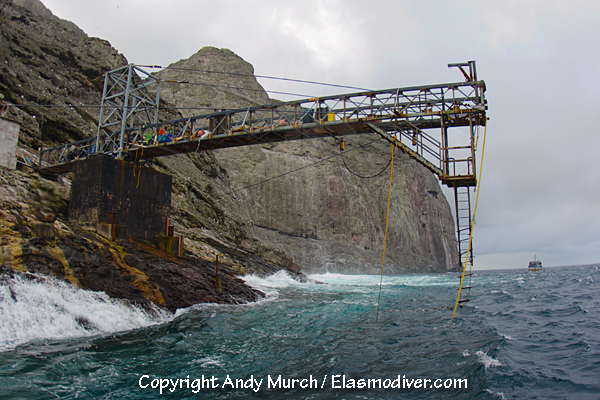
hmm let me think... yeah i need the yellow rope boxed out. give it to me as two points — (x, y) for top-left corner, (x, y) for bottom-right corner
(133, 148), (139, 177)
(376, 139), (396, 322)
(136, 148), (144, 189)
(452, 118), (488, 319)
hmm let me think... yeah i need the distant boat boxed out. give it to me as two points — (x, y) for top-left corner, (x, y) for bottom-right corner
(528, 255), (542, 272)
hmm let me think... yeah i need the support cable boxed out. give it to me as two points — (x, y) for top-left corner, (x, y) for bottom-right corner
(452, 117), (488, 319)
(140, 65), (369, 92)
(376, 139), (396, 322)
(219, 137), (384, 199)
(6, 66), (366, 111)
(340, 146), (392, 179)
(161, 79), (312, 98)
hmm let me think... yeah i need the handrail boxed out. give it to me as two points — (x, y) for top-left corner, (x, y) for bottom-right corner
(37, 64), (486, 190)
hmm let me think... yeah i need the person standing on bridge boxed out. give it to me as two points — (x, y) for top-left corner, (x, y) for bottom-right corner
(158, 127), (172, 143)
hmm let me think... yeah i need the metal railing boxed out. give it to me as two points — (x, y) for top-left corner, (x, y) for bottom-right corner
(38, 61), (487, 187)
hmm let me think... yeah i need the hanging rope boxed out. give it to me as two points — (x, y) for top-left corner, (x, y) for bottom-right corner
(452, 118), (488, 319)
(218, 137), (385, 199)
(376, 139), (396, 322)
(136, 160), (143, 189)
(340, 148), (392, 179)
(134, 147), (144, 188)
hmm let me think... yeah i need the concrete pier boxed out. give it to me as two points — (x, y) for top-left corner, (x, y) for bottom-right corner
(68, 155), (172, 242)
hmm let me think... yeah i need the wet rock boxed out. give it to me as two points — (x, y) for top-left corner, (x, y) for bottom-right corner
(0, 166), (275, 311)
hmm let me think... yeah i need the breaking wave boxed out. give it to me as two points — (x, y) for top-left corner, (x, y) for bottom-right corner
(0, 273), (172, 351)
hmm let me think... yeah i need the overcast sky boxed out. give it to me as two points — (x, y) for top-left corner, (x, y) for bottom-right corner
(39, 0), (600, 270)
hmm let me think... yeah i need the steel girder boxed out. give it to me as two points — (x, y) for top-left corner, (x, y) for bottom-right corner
(95, 64), (161, 159)
(38, 61), (486, 189)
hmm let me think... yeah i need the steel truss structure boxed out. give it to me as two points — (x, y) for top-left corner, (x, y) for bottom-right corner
(96, 64), (161, 160)
(39, 64), (161, 169)
(38, 61), (486, 281)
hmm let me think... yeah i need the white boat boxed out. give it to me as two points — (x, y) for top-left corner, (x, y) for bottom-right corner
(528, 255), (542, 272)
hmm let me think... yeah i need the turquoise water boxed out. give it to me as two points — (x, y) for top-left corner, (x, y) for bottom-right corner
(1, 266), (599, 399)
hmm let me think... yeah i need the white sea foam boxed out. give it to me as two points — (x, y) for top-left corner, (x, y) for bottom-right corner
(484, 388), (507, 399)
(308, 273), (455, 287)
(0, 274), (172, 351)
(241, 270), (306, 299)
(242, 271), (459, 303)
(242, 270), (303, 287)
(191, 356), (225, 367)
(476, 350), (502, 369)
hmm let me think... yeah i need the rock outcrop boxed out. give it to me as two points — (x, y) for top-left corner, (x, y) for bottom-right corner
(0, 0), (127, 149)
(0, 166), (279, 311)
(0, 0), (300, 310)
(156, 48), (459, 273)
(1, 0), (459, 316)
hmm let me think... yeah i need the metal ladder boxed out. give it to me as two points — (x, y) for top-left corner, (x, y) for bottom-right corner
(454, 185), (473, 305)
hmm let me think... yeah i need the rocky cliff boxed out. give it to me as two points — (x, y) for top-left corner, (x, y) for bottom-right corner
(0, 166), (281, 312)
(1, 0), (458, 304)
(0, 0), (127, 149)
(0, 0), (294, 310)
(156, 48), (459, 274)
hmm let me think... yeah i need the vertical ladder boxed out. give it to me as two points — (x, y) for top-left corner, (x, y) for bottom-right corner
(454, 185), (473, 305)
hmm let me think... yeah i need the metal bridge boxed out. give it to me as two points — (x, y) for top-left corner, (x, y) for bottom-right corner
(38, 61), (487, 301)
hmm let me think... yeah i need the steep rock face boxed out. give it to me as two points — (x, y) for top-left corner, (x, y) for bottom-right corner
(2, 0), (458, 275)
(0, 0), (301, 310)
(157, 48), (459, 273)
(159, 46), (270, 110)
(0, 0), (127, 149)
(150, 48), (286, 260)
(0, 0), (292, 272)
(148, 48), (264, 247)
(217, 136), (458, 274)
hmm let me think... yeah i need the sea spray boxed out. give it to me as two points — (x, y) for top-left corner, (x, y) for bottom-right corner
(0, 272), (172, 351)
(241, 270), (308, 300)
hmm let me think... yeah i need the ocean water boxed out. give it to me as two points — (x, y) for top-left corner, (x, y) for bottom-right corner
(1, 265), (599, 399)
